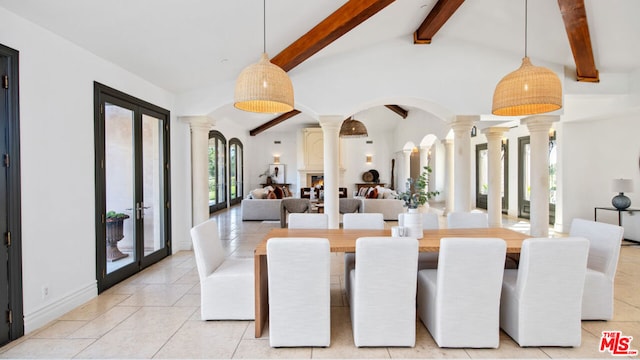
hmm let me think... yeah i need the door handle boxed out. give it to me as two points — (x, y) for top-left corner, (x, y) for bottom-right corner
(136, 202), (144, 220)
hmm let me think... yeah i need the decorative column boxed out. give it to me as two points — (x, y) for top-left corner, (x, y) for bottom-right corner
(181, 116), (215, 227)
(319, 115), (343, 229)
(483, 127), (509, 227)
(403, 148), (413, 193)
(451, 116), (477, 212)
(442, 139), (454, 214)
(521, 115), (559, 237)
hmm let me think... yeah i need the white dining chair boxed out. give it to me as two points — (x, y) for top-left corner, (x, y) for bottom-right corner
(569, 218), (625, 320)
(350, 237), (419, 347)
(190, 219), (254, 320)
(267, 237), (331, 347)
(287, 213), (329, 229)
(343, 213), (385, 301)
(417, 237), (506, 348)
(446, 212), (489, 229)
(500, 237), (589, 347)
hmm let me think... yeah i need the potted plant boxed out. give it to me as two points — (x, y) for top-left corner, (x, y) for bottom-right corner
(396, 166), (439, 209)
(395, 166), (439, 239)
(106, 210), (130, 261)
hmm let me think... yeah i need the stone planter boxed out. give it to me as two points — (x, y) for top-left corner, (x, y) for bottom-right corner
(106, 215), (130, 262)
(404, 208), (423, 239)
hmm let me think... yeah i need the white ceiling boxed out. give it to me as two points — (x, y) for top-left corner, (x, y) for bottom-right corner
(2, 0), (639, 133)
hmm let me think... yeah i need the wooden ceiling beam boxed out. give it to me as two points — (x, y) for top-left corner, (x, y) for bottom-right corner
(249, 110), (301, 136)
(558, 0), (599, 82)
(413, 0), (465, 44)
(385, 104), (408, 119)
(271, 0), (395, 72)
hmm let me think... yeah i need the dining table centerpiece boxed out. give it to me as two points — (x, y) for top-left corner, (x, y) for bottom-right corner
(396, 166), (439, 239)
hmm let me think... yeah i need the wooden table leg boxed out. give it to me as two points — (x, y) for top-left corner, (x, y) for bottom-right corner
(254, 253), (268, 338)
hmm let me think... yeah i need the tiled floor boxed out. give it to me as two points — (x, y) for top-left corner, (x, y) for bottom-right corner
(1, 205), (639, 359)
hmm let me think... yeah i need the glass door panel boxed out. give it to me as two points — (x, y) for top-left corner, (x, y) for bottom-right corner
(142, 114), (165, 258)
(105, 103), (136, 274)
(475, 144), (488, 209)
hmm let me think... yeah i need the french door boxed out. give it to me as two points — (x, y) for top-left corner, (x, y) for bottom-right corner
(229, 138), (244, 206)
(208, 131), (227, 213)
(94, 83), (171, 292)
(518, 136), (555, 224)
(476, 142), (508, 212)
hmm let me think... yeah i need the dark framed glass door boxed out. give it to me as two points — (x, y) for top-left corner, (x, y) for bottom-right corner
(94, 83), (171, 292)
(208, 131), (227, 213)
(476, 142), (508, 212)
(518, 136), (554, 224)
(229, 138), (243, 206)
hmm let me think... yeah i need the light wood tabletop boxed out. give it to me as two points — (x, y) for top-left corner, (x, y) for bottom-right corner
(253, 227), (530, 338)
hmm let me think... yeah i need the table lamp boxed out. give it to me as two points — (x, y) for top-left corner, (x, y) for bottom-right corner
(611, 178), (633, 210)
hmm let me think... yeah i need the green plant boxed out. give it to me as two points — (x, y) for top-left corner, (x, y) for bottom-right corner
(395, 166), (439, 209)
(106, 210), (128, 219)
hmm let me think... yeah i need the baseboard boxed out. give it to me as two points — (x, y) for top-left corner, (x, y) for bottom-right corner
(23, 281), (97, 334)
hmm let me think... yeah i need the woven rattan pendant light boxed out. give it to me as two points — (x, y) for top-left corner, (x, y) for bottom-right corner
(492, 0), (562, 116)
(234, 1), (294, 113)
(339, 117), (368, 138)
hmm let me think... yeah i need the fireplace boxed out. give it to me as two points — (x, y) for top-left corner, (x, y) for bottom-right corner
(307, 173), (324, 188)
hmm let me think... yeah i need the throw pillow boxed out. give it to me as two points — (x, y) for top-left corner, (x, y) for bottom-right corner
(250, 188), (267, 199)
(274, 186), (284, 199)
(366, 187), (378, 199)
(282, 185), (290, 198)
(266, 191), (277, 199)
(358, 187), (368, 197)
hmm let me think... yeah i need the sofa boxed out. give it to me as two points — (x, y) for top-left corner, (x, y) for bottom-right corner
(360, 198), (405, 221)
(241, 199), (282, 221)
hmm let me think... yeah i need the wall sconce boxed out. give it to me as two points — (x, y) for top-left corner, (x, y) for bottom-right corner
(549, 129), (556, 140)
(366, 155), (373, 164)
(470, 126), (477, 137)
(273, 155), (280, 164)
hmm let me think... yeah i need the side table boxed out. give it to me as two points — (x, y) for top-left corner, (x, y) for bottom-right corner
(594, 207), (639, 243)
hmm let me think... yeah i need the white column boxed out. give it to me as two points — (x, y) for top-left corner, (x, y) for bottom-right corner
(483, 127), (509, 227)
(442, 139), (454, 215)
(181, 115), (215, 227)
(451, 116), (477, 212)
(522, 115), (559, 237)
(402, 148), (413, 193)
(319, 115), (343, 229)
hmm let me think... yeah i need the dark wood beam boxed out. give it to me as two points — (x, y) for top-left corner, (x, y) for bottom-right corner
(558, 0), (599, 82)
(249, 110), (301, 136)
(385, 105), (408, 119)
(413, 0), (465, 44)
(271, 0), (395, 72)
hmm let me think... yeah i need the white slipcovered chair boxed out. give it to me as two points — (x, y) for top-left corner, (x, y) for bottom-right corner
(343, 213), (385, 300)
(569, 218), (624, 320)
(446, 212), (489, 229)
(267, 237), (331, 347)
(350, 237), (419, 347)
(417, 237), (506, 348)
(500, 237), (589, 347)
(190, 219), (254, 320)
(399, 212), (440, 269)
(287, 213), (329, 229)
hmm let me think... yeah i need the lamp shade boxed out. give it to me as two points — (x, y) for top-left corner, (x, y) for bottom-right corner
(234, 53), (294, 114)
(612, 179), (633, 193)
(492, 57), (562, 116)
(339, 118), (368, 138)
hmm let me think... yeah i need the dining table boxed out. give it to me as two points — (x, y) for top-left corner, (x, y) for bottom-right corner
(253, 227), (530, 337)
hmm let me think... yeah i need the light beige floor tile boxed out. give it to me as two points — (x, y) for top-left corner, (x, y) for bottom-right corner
(68, 305), (140, 339)
(58, 293), (130, 321)
(154, 319), (249, 358)
(0, 338), (95, 359)
(464, 333), (549, 359)
(31, 320), (87, 339)
(174, 293), (201, 307)
(389, 323), (470, 358)
(233, 339), (312, 359)
(119, 283), (193, 306)
(540, 328), (615, 358)
(75, 306), (195, 359)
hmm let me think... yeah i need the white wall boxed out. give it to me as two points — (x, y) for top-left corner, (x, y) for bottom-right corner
(0, 7), (185, 332)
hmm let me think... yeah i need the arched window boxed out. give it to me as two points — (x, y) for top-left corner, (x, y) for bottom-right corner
(208, 131), (227, 213)
(229, 138), (244, 205)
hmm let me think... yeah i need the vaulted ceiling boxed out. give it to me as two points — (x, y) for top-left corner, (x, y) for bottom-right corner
(2, 0), (638, 134)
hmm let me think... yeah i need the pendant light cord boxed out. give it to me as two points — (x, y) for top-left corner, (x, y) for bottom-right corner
(263, 0), (266, 54)
(524, 0), (528, 57)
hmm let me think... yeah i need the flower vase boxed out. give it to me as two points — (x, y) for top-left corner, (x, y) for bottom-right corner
(404, 208), (423, 239)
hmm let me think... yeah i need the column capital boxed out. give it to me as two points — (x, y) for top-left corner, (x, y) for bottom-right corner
(319, 115), (344, 132)
(441, 138), (453, 145)
(179, 115), (215, 131)
(482, 127), (510, 141)
(451, 115), (478, 133)
(521, 115), (559, 133)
